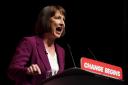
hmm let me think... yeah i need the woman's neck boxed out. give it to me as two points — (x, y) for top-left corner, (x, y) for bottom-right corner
(42, 33), (55, 47)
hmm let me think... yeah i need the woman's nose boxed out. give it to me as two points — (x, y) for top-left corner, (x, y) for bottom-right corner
(60, 23), (63, 26)
(59, 20), (65, 26)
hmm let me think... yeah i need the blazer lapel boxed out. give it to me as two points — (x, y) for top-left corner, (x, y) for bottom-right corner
(55, 44), (64, 73)
(35, 36), (51, 71)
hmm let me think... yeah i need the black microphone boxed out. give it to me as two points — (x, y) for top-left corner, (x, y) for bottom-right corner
(88, 48), (97, 60)
(44, 50), (48, 55)
(66, 43), (77, 68)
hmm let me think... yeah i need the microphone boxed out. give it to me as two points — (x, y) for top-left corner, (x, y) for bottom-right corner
(44, 50), (48, 55)
(66, 43), (77, 68)
(88, 48), (97, 60)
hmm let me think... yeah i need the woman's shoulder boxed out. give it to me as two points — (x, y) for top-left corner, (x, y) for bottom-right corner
(23, 35), (36, 40)
(20, 35), (38, 44)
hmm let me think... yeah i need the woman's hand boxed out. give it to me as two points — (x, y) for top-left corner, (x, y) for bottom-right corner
(27, 64), (41, 75)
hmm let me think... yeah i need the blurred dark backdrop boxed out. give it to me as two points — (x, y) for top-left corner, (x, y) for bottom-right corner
(1, 0), (127, 85)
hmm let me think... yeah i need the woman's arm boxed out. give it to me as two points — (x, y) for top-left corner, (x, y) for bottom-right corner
(7, 37), (33, 80)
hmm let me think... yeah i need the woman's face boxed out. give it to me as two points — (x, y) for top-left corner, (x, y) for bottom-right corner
(49, 11), (65, 39)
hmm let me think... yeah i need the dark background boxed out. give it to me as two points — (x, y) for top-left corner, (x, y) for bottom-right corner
(1, 0), (127, 85)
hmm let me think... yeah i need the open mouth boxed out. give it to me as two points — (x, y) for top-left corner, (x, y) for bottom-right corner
(56, 27), (62, 32)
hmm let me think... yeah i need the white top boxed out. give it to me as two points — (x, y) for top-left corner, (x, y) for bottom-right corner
(47, 51), (59, 76)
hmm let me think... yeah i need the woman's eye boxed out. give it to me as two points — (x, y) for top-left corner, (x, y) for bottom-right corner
(55, 16), (61, 19)
(54, 16), (65, 21)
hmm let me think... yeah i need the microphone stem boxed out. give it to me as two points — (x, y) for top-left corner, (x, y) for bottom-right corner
(67, 44), (77, 68)
(88, 48), (97, 60)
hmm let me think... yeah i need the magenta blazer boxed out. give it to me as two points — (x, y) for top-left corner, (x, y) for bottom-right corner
(8, 36), (65, 85)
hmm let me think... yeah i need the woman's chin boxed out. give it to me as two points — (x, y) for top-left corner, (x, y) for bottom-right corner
(54, 34), (61, 38)
(54, 33), (62, 38)
(56, 35), (61, 38)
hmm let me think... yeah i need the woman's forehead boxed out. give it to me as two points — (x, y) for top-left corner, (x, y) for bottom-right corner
(54, 11), (65, 17)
